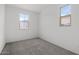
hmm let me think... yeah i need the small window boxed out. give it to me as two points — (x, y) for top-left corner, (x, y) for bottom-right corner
(19, 13), (29, 29)
(60, 5), (71, 26)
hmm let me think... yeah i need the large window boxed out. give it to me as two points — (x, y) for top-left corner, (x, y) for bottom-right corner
(60, 5), (71, 26)
(19, 13), (29, 29)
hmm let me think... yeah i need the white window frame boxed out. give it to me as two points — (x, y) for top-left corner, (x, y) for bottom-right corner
(19, 13), (29, 30)
(60, 5), (71, 26)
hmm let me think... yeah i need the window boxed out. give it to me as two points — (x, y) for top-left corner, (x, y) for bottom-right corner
(19, 13), (29, 29)
(60, 5), (71, 26)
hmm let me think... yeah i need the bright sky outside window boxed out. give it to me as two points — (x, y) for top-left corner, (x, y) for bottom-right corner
(19, 13), (29, 29)
(60, 5), (71, 26)
(61, 5), (71, 16)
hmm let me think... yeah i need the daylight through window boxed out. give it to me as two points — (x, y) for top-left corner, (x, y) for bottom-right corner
(19, 13), (29, 29)
(60, 5), (71, 26)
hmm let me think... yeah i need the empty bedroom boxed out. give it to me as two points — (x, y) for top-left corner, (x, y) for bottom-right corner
(0, 4), (79, 55)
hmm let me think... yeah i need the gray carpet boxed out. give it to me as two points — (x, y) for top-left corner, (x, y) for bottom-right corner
(1, 38), (76, 55)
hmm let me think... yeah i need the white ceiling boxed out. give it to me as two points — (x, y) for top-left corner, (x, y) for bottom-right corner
(10, 4), (50, 13)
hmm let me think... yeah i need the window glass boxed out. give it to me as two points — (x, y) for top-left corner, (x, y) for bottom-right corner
(19, 13), (29, 29)
(60, 5), (71, 26)
(61, 5), (71, 16)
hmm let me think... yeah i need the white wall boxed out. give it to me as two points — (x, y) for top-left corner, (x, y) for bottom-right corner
(0, 4), (5, 53)
(39, 4), (79, 54)
(5, 5), (39, 42)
